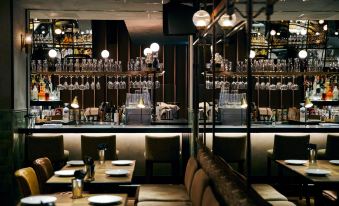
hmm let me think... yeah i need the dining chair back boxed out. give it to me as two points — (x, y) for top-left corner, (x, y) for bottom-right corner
(325, 135), (339, 160)
(145, 135), (181, 182)
(26, 135), (69, 169)
(81, 135), (117, 160)
(15, 167), (40, 197)
(213, 135), (246, 173)
(32, 157), (54, 193)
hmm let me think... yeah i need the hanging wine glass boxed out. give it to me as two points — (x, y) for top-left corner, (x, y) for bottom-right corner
(74, 76), (80, 90)
(68, 76), (74, 90)
(79, 75), (85, 90)
(96, 76), (101, 90)
(57, 75), (65, 90)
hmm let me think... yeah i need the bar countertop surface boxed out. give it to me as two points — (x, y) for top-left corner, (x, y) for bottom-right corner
(17, 123), (339, 133)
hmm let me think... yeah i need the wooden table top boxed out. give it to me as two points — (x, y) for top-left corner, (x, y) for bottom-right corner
(19, 193), (127, 206)
(47, 160), (135, 185)
(276, 160), (339, 184)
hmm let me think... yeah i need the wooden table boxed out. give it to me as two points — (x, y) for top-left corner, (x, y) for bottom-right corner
(19, 192), (127, 206)
(276, 160), (339, 205)
(47, 160), (135, 185)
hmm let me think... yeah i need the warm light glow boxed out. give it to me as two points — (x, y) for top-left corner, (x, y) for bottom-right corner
(277, 32), (281, 36)
(315, 32), (320, 36)
(270, 29), (276, 36)
(241, 97), (248, 108)
(305, 98), (313, 108)
(150, 42), (160, 52)
(25, 35), (32, 44)
(218, 13), (237, 28)
(298, 50), (308, 59)
(54, 28), (62, 35)
(323, 25), (328, 31)
(249, 50), (256, 59)
(335, 32), (339, 36)
(137, 98), (145, 108)
(41, 30), (46, 34)
(101, 50), (110, 58)
(192, 10), (211, 30)
(71, 96), (79, 109)
(300, 29), (307, 35)
(48, 49), (57, 58)
(143, 48), (152, 56)
(318, 20), (324, 24)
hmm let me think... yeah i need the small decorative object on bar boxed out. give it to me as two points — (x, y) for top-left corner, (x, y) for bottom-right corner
(71, 96), (79, 109)
(97, 143), (107, 165)
(84, 156), (95, 182)
(72, 170), (86, 199)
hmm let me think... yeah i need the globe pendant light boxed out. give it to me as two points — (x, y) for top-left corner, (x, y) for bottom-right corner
(192, 10), (211, 30)
(150, 42), (160, 53)
(298, 50), (307, 59)
(48, 49), (57, 58)
(143, 48), (152, 56)
(218, 13), (237, 29)
(101, 50), (110, 58)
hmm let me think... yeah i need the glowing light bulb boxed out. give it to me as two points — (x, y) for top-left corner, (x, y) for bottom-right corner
(323, 25), (328, 31)
(270, 30), (276, 36)
(48, 49), (57, 58)
(318, 20), (324, 24)
(101, 50), (110, 58)
(301, 29), (307, 35)
(298, 50), (307, 59)
(218, 13), (237, 28)
(192, 10), (211, 30)
(143, 48), (152, 56)
(150, 42), (160, 52)
(54, 28), (62, 35)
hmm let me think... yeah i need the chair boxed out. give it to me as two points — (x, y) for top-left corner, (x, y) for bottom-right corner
(145, 135), (180, 182)
(190, 169), (210, 206)
(81, 135), (118, 160)
(267, 134), (310, 176)
(137, 156), (198, 202)
(26, 135), (69, 170)
(15, 167), (40, 197)
(32, 157), (54, 193)
(202, 186), (220, 206)
(318, 134), (339, 160)
(322, 190), (338, 206)
(213, 135), (246, 174)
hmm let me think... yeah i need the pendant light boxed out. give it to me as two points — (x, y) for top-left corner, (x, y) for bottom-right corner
(298, 50), (307, 59)
(218, 13), (237, 29)
(192, 10), (211, 30)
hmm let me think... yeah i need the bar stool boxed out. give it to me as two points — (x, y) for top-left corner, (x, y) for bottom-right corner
(318, 134), (339, 160)
(145, 135), (180, 182)
(15, 167), (40, 197)
(81, 135), (118, 160)
(26, 135), (69, 170)
(213, 135), (246, 174)
(32, 157), (54, 194)
(267, 134), (310, 176)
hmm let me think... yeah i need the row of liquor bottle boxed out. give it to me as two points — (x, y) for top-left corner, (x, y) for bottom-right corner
(305, 76), (339, 101)
(31, 76), (60, 101)
(33, 31), (92, 44)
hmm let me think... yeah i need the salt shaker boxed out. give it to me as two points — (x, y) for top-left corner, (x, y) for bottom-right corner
(72, 170), (85, 199)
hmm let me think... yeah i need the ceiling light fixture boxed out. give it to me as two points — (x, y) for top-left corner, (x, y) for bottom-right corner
(315, 32), (320, 36)
(277, 32), (281, 36)
(335, 31), (339, 36)
(218, 13), (237, 29)
(318, 20), (324, 24)
(192, 10), (211, 30)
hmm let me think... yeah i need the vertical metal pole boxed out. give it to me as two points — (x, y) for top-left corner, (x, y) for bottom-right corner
(193, 37), (200, 153)
(152, 71), (157, 121)
(212, 25), (216, 149)
(246, 0), (253, 185)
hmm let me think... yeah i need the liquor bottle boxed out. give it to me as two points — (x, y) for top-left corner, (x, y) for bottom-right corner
(31, 60), (37, 73)
(300, 103), (306, 122)
(38, 78), (46, 101)
(31, 85), (38, 101)
(326, 86), (333, 101)
(63, 103), (70, 123)
(74, 59), (80, 72)
(42, 60), (48, 72)
(333, 86), (338, 100)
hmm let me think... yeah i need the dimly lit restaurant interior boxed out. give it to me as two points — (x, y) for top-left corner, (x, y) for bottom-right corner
(1, 0), (339, 205)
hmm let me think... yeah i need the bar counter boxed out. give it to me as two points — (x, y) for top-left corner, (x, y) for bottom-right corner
(17, 123), (339, 133)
